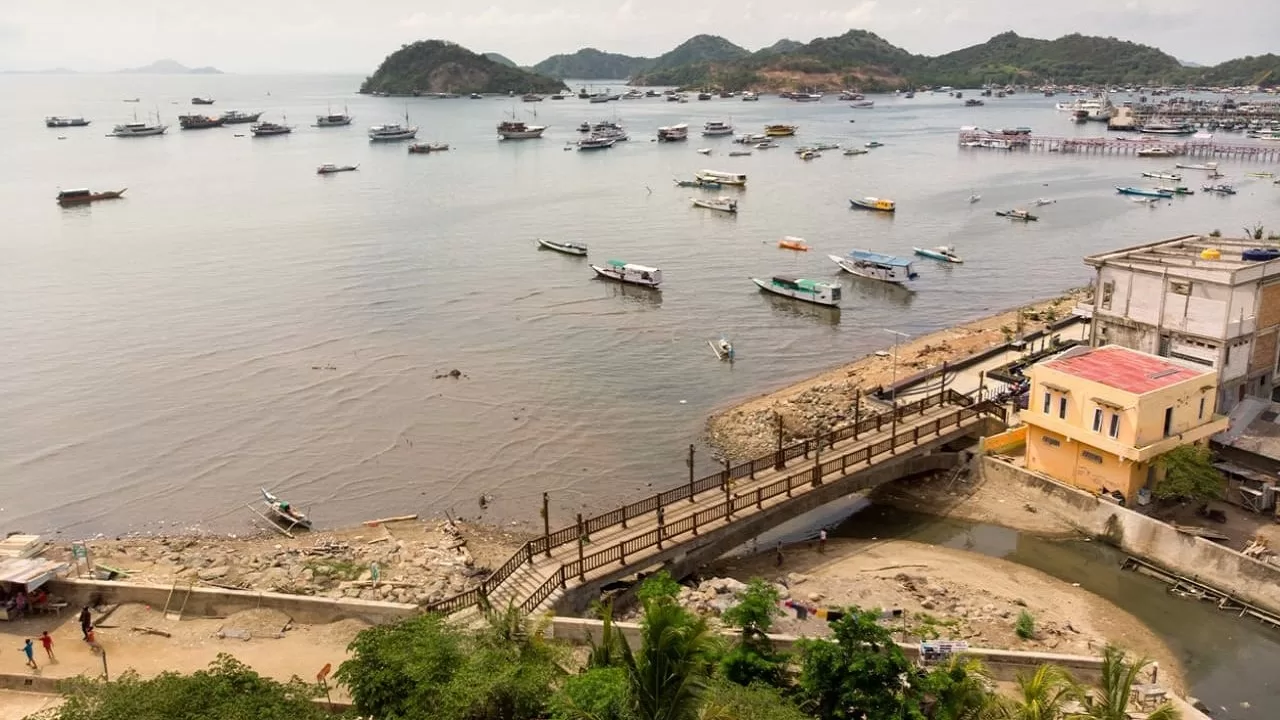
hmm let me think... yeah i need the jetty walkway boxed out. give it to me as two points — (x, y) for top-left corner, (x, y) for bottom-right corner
(427, 384), (1006, 617)
(958, 130), (1280, 162)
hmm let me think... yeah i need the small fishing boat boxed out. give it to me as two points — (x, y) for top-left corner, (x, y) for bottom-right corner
(317, 163), (358, 174)
(843, 147), (869, 156)
(829, 250), (918, 285)
(729, 151), (752, 157)
(702, 121), (734, 136)
(865, 141), (884, 148)
(1115, 186), (1172, 198)
(1247, 171), (1276, 179)
(251, 120), (293, 136)
(742, 92), (759, 101)
(849, 100), (875, 108)
(578, 135), (617, 150)
(1031, 198), (1056, 206)
(695, 170), (747, 186)
(1142, 171), (1182, 181)
(590, 259), (662, 287)
(764, 124), (797, 137)
(995, 209), (1038, 221)
(696, 148), (711, 155)
(408, 142), (450, 153)
(755, 141), (779, 149)
(1175, 162), (1218, 171)
(56, 188), (126, 206)
(752, 276), (842, 306)
(260, 488), (312, 532)
(799, 150), (820, 160)
(968, 193), (981, 203)
(1136, 146), (1176, 158)
(691, 196), (738, 213)
(220, 110), (262, 124)
(709, 337), (735, 361)
(913, 245), (963, 263)
(674, 178), (722, 189)
(191, 97), (215, 105)
(538, 238), (588, 256)
(45, 116), (90, 128)
(849, 196), (896, 213)
(778, 236), (809, 251)
(1154, 185), (1194, 195)
(1202, 183), (1237, 195)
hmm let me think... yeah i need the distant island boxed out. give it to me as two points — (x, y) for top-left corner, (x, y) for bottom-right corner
(360, 41), (564, 95)
(117, 59), (223, 74)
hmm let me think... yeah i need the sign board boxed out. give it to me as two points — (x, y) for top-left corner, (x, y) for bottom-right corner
(72, 543), (88, 560)
(921, 640), (970, 657)
(317, 663), (331, 682)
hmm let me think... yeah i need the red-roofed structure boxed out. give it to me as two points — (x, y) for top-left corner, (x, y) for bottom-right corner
(1041, 345), (1205, 395)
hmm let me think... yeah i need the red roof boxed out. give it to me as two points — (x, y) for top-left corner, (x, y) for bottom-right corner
(1040, 345), (1206, 395)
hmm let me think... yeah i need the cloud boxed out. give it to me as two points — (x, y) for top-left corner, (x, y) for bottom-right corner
(844, 1), (878, 24)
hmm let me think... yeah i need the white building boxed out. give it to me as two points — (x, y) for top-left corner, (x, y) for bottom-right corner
(1084, 235), (1280, 412)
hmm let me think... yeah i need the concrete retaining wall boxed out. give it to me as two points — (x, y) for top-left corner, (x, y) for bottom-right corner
(981, 457), (1280, 615)
(980, 426), (1027, 455)
(49, 579), (419, 625)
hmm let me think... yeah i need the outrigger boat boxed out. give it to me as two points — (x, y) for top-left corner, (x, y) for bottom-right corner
(751, 275), (842, 307)
(537, 238), (588, 256)
(56, 188), (126, 206)
(913, 245), (963, 263)
(317, 163), (358, 174)
(1142, 171), (1182, 181)
(708, 337), (735, 361)
(674, 178), (722, 189)
(1202, 183), (1237, 195)
(778, 236), (810, 251)
(995, 209), (1038, 221)
(590, 259), (662, 287)
(843, 147), (869, 156)
(849, 196), (896, 213)
(1154, 185), (1194, 195)
(1175, 162), (1218, 171)
(865, 141), (884, 148)
(1115, 186), (1172, 199)
(691, 196), (738, 213)
(829, 250), (918, 285)
(258, 488), (312, 533)
(408, 142), (450, 153)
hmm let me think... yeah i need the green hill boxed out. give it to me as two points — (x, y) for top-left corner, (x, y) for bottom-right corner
(483, 52), (518, 68)
(531, 48), (651, 79)
(757, 39), (805, 56)
(632, 35), (750, 85)
(921, 32), (1184, 86)
(1186, 54), (1280, 86)
(360, 40), (564, 95)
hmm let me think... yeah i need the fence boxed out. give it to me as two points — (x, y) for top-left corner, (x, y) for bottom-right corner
(426, 375), (1004, 615)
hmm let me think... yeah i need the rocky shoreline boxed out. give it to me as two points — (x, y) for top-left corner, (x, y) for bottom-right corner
(705, 289), (1089, 461)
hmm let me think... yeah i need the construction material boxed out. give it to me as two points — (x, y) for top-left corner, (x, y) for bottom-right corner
(362, 514), (418, 527)
(1122, 556), (1280, 628)
(132, 626), (171, 638)
(1172, 524), (1230, 542)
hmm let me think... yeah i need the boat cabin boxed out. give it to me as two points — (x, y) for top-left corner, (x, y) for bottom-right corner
(696, 169), (747, 186)
(848, 250), (918, 283)
(606, 259), (661, 285)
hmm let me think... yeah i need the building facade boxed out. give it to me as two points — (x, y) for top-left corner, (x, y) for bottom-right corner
(1023, 344), (1229, 503)
(1083, 235), (1280, 413)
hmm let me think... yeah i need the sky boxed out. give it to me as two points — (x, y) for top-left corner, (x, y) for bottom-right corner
(0, 1), (1269, 73)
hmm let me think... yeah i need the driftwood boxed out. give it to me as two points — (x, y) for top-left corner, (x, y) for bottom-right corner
(132, 626), (171, 638)
(363, 514), (418, 527)
(346, 580), (420, 588)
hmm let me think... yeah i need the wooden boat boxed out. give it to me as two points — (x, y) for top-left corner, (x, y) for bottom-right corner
(752, 276), (841, 306)
(178, 114), (224, 129)
(849, 100), (875, 108)
(764, 124), (797, 137)
(843, 148), (868, 156)
(1154, 185), (1194, 195)
(537, 238), (588, 256)
(799, 150), (820, 160)
(696, 148), (712, 155)
(45, 116), (90, 128)
(728, 151), (752, 157)
(1115, 186), (1172, 198)
(1142, 171), (1182, 181)
(691, 196), (738, 213)
(695, 170), (746, 186)
(865, 141), (884, 148)
(995, 209), (1038, 221)
(708, 338), (734, 361)
(913, 245), (963, 263)
(57, 188), (126, 206)
(674, 178), (721, 189)
(1247, 171), (1276, 179)
(408, 142), (450, 153)
(220, 110), (262, 124)
(829, 250), (918, 285)
(1202, 183), (1237, 195)
(191, 97), (215, 105)
(778, 237), (809, 252)
(251, 120), (293, 136)
(260, 488), (312, 532)
(1136, 146), (1176, 158)
(317, 163), (358, 174)
(1175, 162), (1218, 171)
(590, 260), (661, 287)
(849, 196), (896, 213)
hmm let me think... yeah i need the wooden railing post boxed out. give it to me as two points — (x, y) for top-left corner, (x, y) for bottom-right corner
(876, 413), (883, 432)
(687, 444), (696, 504)
(774, 412), (785, 471)
(853, 389), (862, 439)
(890, 413), (898, 455)
(657, 506), (665, 550)
(803, 439), (810, 459)
(541, 493), (551, 557)
(812, 429), (823, 487)
(692, 510), (699, 536)
(576, 513), (586, 582)
(913, 425), (920, 444)
(725, 483), (733, 521)
(940, 361), (948, 400)
(841, 454), (848, 475)
(756, 487), (763, 510)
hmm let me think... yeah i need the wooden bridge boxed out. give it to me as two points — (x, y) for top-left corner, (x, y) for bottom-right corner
(426, 385), (1006, 617)
(958, 131), (1280, 162)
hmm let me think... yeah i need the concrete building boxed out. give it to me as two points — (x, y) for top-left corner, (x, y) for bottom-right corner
(1023, 344), (1229, 504)
(1083, 235), (1280, 413)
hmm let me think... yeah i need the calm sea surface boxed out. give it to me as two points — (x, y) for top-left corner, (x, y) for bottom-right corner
(2, 74), (1278, 537)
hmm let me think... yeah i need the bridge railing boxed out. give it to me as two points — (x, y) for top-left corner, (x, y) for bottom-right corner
(425, 375), (994, 614)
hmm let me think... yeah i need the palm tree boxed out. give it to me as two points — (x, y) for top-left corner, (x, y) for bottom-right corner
(620, 597), (720, 720)
(1070, 645), (1179, 720)
(927, 655), (995, 720)
(587, 600), (625, 669)
(985, 664), (1079, 720)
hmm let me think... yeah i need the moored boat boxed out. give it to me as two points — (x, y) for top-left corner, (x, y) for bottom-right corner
(849, 196), (896, 213)
(317, 163), (358, 174)
(695, 169), (746, 186)
(220, 110), (262, 124)
(764, 124), (797, 137)
(778, 236), (810, 251)
(315, 107), (353, 127)
(702, 121), (734, 136)
(709, 338), (735, 361)
(56, 188), (126, 206)
(1142, 171), (1182, 181)
(250, 120), (293, 136)
(657, 123), (689, 142)
(1137, 146), (1177, 158)
(995, 209), (1039, 221)
(109, 120), (167, 137)
(741, 92), (759, 101)
(1115, 186), (1173, 198)
(537, 238), (588, 256)
(45, 116), (90, 128)
(865, 141), (884, 148)
(691, 196), (738, 213)
(849, 100), (875, 108)
(178, 113), (224, 129)
(674, 178), (722, 189)
(497, 120), (547, 140)
(1175, 162), (1218, 171)
(369, 111), (419, 141)
(590, 259), (661, 287)
(578, 135), (617, 150)
(1154, 185), (1194, 195)
(408, 142), (450, 153)
(913, 245), (963, 263)
(752, 276), (841, 306)
(1202, 183), (1237, 195)
(191, 97), (215, 105)
(260, 488), (312, 532)
(843, 147), (869, 156)
(829, 250), (918, 284)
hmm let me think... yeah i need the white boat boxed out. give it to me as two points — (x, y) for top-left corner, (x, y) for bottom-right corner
(968, 193), (981, 203)
(828, 250), (918, 285)
(729, 151), (752, 157)
(691, 196), (738, 213)
(408, 142), (450, 153)
(658, 123), (689, 142)
(741, 92), (759, 102)
(696, 148), (711, 155)
(1031, 197), (1056, 206)
(734, 133), (767, 144)
(695, 169), (747, 186)
(590, 260), (661, 287)
(537, 238), (588, 256)
(756, 141), (779, 149)
(250, 120), (293, 136)
(577, 135), (617, 150)
(849, 100), (875, 109)
(1137, 146), (1177, 158)
(913, 245), (963, 263)
(317, 163), (358, 174)
(752, 276), (841, 306)
(315, 107), (353, 127)
(1175, 162), (1218, 171)
(109, 120), (167, 137)
(1142, 171), (1182, 181)
(369, 110), (418, 141)
(498, 120), (547, 139)
(702, 121), (734, 136)
(709, 338), (735, 361)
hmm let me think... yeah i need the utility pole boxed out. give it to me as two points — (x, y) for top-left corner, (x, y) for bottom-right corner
(884, 329), (909, 407)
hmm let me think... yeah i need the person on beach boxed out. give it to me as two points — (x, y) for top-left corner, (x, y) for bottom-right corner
(775, 541), (784, 567)
(79, 606), (91, 639)
(20, 639), (37, 669)
(85, 626), (100, 654)
(39, 631), (54, 661)
(819, 529), (827, 554)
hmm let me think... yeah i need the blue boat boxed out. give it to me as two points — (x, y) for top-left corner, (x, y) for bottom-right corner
(828, 249), (918, 285)
(1115, 186), (1173, 199)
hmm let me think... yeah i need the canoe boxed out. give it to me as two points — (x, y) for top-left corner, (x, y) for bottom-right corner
(778, 237), (809, 251)
(1115, 186), (1173, 199)
(995, 210), (1038, 221)
(56, 188), (126, 205)
(537, 238), (588, 256)
(913, 246), (963, 263)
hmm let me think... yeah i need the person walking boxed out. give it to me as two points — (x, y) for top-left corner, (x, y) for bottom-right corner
(20, 639), (37, 670)
(79, 606), (92, 639)
(39, 631), (54, 662)
(819, 529), (827, 554)
(774, 540), (784, 568)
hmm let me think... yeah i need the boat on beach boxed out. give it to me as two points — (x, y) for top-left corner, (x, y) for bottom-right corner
(259, 488), (312, 533)
(995, 209), (1038, 221)
(590, 259), (661, 287)
(537, 238), (588, 256)
(829, 250), (918, 285)
(849, 196), (896, 213)
(56, 188), (126, 206)
(46, 116), (90, 128)
(1116, 186), (1173, 198)
(317, 163), (358, 174)
(752, 276), (842, 306)
(691, 196), (738, 213)
(913, 245), (963, 263)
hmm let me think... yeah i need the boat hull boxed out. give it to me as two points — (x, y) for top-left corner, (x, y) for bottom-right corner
(995, 211), (1038, 221)
(849, 199), (895, 213)
(590, 265), (660, 287)
(751, 278), (840, 307)
(912, 247), (962, 263)
(828, 254), (912, 285)
(538, 239), (588, 256)
(57, 189), (126, 206)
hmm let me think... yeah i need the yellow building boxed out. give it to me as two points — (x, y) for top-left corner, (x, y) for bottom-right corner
(1024, 344), (1229, 504)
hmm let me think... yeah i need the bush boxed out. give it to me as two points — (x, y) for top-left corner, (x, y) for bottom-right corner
(549, 667), (631, 720)
(1156, 444), (1225, 504)
(1015, 610), (1036, 640)
(636, 570), (682, 604)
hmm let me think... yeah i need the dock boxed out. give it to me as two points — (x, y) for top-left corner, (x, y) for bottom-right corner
(958, 130), (1280, 162)
(1122, 555), (1280, 628)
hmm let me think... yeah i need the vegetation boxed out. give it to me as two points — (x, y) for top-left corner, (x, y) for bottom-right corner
(33, 654), (326, 720)
(532, 48), (652, 80)
(985, 664), (1080, 720)
(1015, 610), (1036, 640)
(1075, 645), (1179, 720)
(720, 578), (786, 687)
(796, 608), (925, 720)
(635, 569), (682, 605)
(1155, 444), (1225, 504)
(483, 53), (519, 68)
(629, 35), (751, 85)
(360, 40), (564, 95)
(1186, 53), (1280, 87)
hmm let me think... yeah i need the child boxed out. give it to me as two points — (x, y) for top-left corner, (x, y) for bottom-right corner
(39, 631), (54, 661)
(20, 639), (37, 669)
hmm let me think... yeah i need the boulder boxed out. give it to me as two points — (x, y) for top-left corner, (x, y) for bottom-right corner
(198, 566), (230, 581)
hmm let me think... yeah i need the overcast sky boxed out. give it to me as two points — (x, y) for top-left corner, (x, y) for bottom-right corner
(0, 1), (1266, 73)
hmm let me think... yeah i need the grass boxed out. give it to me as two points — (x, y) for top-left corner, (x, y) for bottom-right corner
(1015, 610), (1036, 640)
(305, 558), (365, 582)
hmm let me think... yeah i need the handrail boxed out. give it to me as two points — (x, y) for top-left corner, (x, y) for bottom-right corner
(424, 375), (1000, 615)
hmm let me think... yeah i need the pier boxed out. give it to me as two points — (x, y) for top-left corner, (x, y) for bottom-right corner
(958, 131), (1280, 162)
(1130, 102), (1280, 126)
(426, 380), (1007, 617)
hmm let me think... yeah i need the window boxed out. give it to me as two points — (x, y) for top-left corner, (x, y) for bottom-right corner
(1059, 397), (1068, 419)
(1092, 408), (1103, 432)
(1042, 435), (1061, 447)
(1199, 397), (1206, 419)
(1081, 450), (1104, 464)
(1109, 413), (1120, 439)
(1043, 392), (1051, 414)
(1163, 407), (1174, 437)
(1101, 281), (1114, 310)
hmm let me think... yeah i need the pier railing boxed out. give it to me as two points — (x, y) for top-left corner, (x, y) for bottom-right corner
(425, 370), (1005, 616)
(958, 130), (1280, 162)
